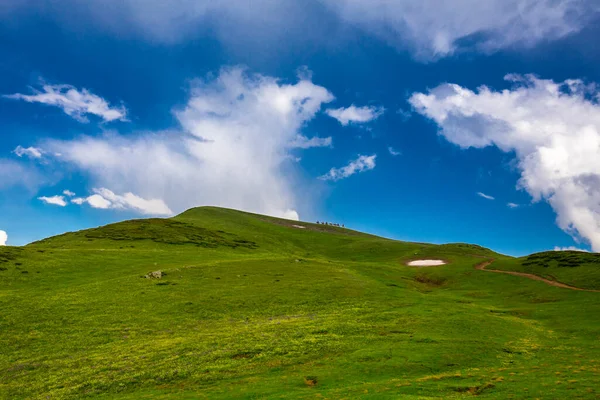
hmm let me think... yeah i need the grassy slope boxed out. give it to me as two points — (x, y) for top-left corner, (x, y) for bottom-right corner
(0, 207), (599, 399)
(492, 251), (600, 291)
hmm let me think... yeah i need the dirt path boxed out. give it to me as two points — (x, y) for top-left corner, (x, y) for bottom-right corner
(475, 260), (600, 292)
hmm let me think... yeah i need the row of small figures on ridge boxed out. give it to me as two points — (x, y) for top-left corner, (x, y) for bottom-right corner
(316, 221), (344, 228)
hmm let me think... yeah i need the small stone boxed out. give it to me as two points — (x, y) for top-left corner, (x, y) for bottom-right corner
(146, 270), (163, 279)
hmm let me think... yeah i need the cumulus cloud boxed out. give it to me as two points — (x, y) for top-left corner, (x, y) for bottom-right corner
(0, 230), (7, 246)
(507, 202), (520, 208)
(47, 67), (334, 220)
(38, 195), (67, 207)
(553, 246), (590, 252)
(289, 135), (332, 149)
(72, 188), (172, 215)
(319, 154), (376, 181)
(410, 74), (600, 251)
(477, 192), (495, 200)
(13, 145), (43, 159)
(4, 83), (127, 123)
(326, 105), (385, 126)
(388, 147), (401, 156)
(324, 0), (598, 60)
(63, 190), (76, 197)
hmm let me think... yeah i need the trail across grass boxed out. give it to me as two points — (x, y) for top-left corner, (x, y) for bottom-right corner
(476, 260), (600, 292)
(491, 250), (600, 291)
(1, 207), (599, 399)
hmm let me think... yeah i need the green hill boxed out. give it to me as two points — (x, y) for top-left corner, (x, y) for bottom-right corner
(491, 250), (600, 291)
(1, 207), (599, 399)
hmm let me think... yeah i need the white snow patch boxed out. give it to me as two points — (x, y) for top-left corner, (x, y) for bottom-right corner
(407, 259), (447, 267)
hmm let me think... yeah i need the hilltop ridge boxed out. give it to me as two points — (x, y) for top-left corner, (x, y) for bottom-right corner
(29, 206), (500, 259)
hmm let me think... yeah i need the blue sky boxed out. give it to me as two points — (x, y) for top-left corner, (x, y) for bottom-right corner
(2, 1), (600, 256)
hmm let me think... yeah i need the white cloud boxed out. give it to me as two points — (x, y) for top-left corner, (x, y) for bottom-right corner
(13, 145), (43, 159)
(47, 67), (334, 220)
(323, 0), (598, 60)
(289, 135), (332, 149)
(410, 74), (600, 251)
(477, 192), (495, 200)
(7, 1), (600, 62)
(72, 188), (172, 215)
(38, 195), (67, 207)
(388, 146), (401, 156)
(85, 194), (112, 209)
(319, 154), (376, 181)
(1, 1), (597, 61)
(0, 230), (6, 246)
(0, 1), (327, 55)
(507, 202), (520, 208)
(4, 83), (127, 123)
(326, 105), (385, 126)
(281, 209), (300, 221)
(63, 190), (76, 197)
(553, 246), (589, 252)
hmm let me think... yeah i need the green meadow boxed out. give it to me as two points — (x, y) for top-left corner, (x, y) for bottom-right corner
(1, 207), (599, 399)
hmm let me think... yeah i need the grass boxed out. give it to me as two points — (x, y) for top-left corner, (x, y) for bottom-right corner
(1, 206), (599, 399)
(492, 250), (600, 290)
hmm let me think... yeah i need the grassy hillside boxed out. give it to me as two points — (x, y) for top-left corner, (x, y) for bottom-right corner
(492, 250), (600, 291)
(1, 207), (599, 399)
